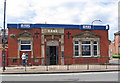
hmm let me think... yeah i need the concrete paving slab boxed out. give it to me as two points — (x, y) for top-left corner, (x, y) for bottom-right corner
(0, 64), (119, 74)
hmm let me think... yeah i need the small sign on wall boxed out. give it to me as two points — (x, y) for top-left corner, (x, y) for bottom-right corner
(34, 59), (39, 62)
(42, 28), (64, 34)
(61, 51), (64, 57)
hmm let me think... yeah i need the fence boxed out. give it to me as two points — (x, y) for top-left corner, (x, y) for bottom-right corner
(4, 57), (119, 72)
(18, 58), (119, 72)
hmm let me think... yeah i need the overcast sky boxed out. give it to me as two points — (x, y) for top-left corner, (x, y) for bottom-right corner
(0, 0), (119, 41)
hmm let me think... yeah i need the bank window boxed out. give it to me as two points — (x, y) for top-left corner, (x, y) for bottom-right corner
(82, 41), (91, 57)
(81, 40), (98, 57)
(74, 41), (79, 56)
(94, 41), (98, 56)
(20, 40), (31, 51)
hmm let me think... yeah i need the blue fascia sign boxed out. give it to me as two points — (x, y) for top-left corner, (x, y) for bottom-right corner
(17, 24), (32, 29)
(106, 24), (109, 30)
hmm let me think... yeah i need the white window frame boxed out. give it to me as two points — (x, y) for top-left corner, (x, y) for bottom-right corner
(93, 41), (98, 57)
(81, 41), (92, 57)
(73, 39), (99, 57)
(74, 41), (80, 57)
(20, 40), (32, 51)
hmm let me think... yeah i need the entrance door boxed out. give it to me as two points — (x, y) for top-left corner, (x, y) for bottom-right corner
(47, 46), (59, 65)
(50, 46), (56, 65)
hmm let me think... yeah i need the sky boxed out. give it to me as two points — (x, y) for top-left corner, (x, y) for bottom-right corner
(0, 0), (119, 41)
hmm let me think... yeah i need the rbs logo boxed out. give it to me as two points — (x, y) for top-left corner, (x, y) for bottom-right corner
(21, 24), (30, 28)
(82, 25), (91, 29)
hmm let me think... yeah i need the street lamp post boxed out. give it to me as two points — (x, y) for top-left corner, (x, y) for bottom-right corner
(3, 0), (6, 72)
(91, 19), (102, 25)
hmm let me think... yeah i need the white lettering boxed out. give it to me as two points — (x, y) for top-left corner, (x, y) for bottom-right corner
(48, 30), (50, 32)
(83, 25), (91, 29)
(21, 24), (30, 28)
(47, 29), (58, 33)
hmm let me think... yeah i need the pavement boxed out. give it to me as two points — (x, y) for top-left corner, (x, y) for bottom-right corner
(109, 59), (120, 64)
(0, 64), (119, 74)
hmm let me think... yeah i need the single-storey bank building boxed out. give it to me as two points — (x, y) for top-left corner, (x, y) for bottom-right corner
(7, 23), (109, 66)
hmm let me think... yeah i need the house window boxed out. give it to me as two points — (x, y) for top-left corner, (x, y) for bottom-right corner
(82, 41), (91, 57)
(20, 40), (31, 51)
(119, 46), (120, 54)
(94, 41), (98, 57)
(110, 49), (113, 54)
(74, 41), (79, 56)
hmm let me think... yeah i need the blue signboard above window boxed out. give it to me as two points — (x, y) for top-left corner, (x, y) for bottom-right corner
(7, 23), (109, 30)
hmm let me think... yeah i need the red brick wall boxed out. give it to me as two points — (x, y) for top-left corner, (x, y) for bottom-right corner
(33, 29), (41, 58)
(115, 35), (120, 54)
(8, 28), (109, 65)
(8, 28), (41, 65)
(64, 29), (109, 64)
(109, 41), (115, 58)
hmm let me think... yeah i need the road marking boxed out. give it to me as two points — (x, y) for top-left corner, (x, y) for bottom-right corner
(0, 71), (118, 76)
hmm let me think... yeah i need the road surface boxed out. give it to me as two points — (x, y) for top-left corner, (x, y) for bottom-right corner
(0, 71), (119, 82)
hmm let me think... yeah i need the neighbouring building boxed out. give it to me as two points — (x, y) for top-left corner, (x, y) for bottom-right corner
(0, 31), (1, 44)
(109, 31), (120, 59)
(7, 23), (109, 66)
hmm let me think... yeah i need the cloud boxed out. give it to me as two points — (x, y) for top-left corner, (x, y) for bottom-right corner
(0, 0), (119, 41)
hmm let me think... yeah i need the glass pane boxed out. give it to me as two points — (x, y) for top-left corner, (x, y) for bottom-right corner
(75, 45), (79, 50)
(94, 51), (97, 56)
(21, 45), (31, 50)
(82, 41), (90, 44)
(82, 51), (91, 56)
(82, 45), (91, 51)
(82, 45), (91, 56)
(75, 52), (79, 56)
(94, 45), (97, 50)
(94, 41), (97, 44)
(75, 41), (79, 44)
(21, 41), (30, 44)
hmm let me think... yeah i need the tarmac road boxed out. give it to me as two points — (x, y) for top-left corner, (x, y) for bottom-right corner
(1, 71), (119, 82)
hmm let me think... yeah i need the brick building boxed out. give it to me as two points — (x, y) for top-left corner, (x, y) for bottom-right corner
(0, 30), (2, 46)
(109, 31), (120, 59)
(7, 23), (109, 66)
